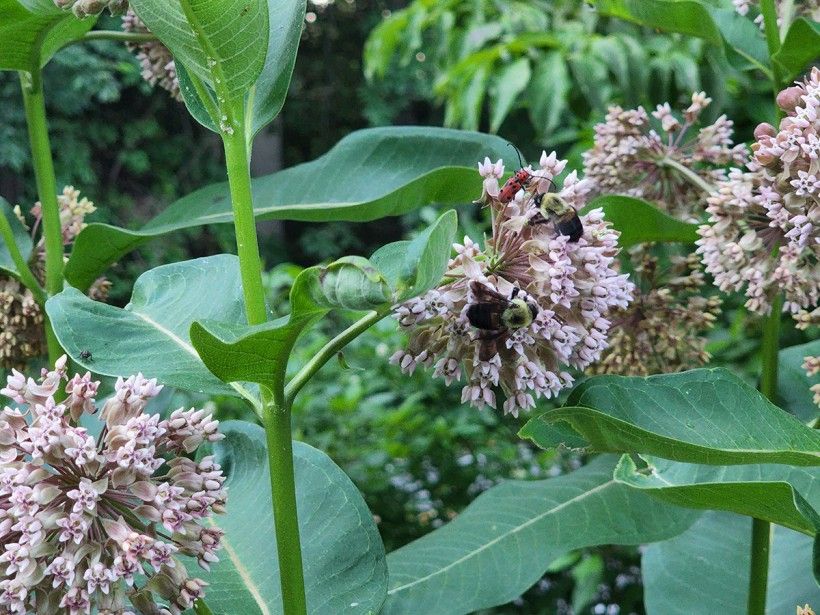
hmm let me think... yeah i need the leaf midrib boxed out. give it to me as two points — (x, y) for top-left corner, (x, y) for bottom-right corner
(386, 479), (615, 595)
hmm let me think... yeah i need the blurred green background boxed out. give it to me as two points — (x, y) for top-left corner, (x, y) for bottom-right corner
(0, 1), (802, 613)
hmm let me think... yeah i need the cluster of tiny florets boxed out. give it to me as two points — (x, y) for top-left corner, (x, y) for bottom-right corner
(53, 0), (128, 18)
(122, 10), (181, 101)
(391, 152), (633, 417)
(696, 69), (820, 319)
(583, 92), (747, 221)
(0, 358), (226, 615)
(1, 187), (107, 369)
(803, 356), (820, 408)
(591, 246), (721, 376)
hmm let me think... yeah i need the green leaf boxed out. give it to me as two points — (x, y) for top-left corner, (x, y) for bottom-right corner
(643, 511), (820, 614)
(129, 0), (268, 104)
(0, 197), (32, 278)
(382, 456), (698, 615)
(527, 51), (570, 138)
(521, 368), (820, 466)
(773, 18), (820, 81)
(707, 7), (770, 75)
(0, 0), (95, 72)
(615, 455), (820, 535)
(248, 0), (306, 138)
(65, 127), (510, 291)
(176, 61), (218, 132)
(592, 0), (722, 46)
(45, 255), (256, 402)
(370, 209), (457, 301)
(201, 421), (387, 615)
(489, 58), (530, 133)
(582, 195), (700, 246)
(190, 256), (391, 392)
(779, 339), (820, 423)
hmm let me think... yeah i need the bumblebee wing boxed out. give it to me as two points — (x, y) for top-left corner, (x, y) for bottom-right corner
(469, 281), (508, 305)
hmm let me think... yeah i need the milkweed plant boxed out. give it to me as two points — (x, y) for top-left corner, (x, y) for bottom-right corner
(0, 0), (818, 614)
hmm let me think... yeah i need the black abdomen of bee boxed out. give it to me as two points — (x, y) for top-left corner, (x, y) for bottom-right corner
(557, 215), (583, 242)
(466, 303), (501, 330)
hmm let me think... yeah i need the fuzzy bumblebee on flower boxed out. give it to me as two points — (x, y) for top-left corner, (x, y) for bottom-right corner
(390, 151), (633, 417)
(0, 357), (226, 615)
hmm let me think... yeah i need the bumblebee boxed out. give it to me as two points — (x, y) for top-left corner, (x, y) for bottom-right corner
(466, 281), (539, 333)
(531, 193), (583, 242)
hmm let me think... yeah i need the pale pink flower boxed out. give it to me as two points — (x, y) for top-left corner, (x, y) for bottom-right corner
(0, 357), (226, 614)
(392, 156), (633, 417)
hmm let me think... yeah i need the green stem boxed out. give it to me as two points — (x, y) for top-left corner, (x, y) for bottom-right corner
(0, 210), (46, 306)
(222, 111), (307, 615)
(760, 0), (785, 112)
(659, 157), (716, 195)
(747, 518), (772, 615)
(83, 30), (158, 44)
(285, 309), (390, 406)
(20, 69), (64, 365)
(747, 295), (782, 615)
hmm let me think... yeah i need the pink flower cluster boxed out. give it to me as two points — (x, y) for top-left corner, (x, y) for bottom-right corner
(697, 69), (820, 320)
(583, 92), (747, 220)
(0, 358), (226, 615)
(391, 153), (633, 417)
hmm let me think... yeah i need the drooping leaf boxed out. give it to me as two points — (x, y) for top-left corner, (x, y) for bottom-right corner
(65, 127), (510, 291)
(190, 256), (391, 393)
(489, 58), (531, 133)
(773, 18), (820, 81)
(191, 211), (457, 392)
(45, 255), (256, 403)
(200, 421), (387, 615)
(382, 456), (698, 615)
(581, 195), (699, 246)
(521, 368), (820, 466)
(129, 0), (268, 104)
(707, 6), (770, 74)
(615, 455), (820, 535)
(248, 0), (307, 138)
(0, 197), (32, 278)
(778, 339), (820, 423)
(643, 511), (820, 614)
(592, 0), (723, 46)
(370, 209), (457, 301)
(0, 0), (95, 73)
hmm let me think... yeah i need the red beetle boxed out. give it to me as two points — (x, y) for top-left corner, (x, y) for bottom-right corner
(498, 168), (533, 203)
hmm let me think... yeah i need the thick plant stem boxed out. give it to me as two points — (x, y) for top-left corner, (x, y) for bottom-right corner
(265, 401), (307, 615)
(748, 518), (772, 615)
(222, 118), (307, 615)
(20, 69), (64, 365)
(747, 295), (782, 615)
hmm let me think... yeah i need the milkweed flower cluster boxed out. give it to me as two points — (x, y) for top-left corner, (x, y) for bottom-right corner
(591, 246), (721, 376)
(122, 10), (181, 101)
(697, 68), (820, 319)
(0, 358), (226, 614)
(52, 0), (127, 18)
(733, 1), (820, 25)
(391, 153), (633, 417)
(803, 356), (820, 408)
(1, 188), (107, 370)
(583, 92), (747, 221)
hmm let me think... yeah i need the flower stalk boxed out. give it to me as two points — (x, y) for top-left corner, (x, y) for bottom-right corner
(19, 68), (64, 365)
(221, 113), (307, 615)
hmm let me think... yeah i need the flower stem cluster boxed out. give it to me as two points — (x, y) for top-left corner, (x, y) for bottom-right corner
(121, 10), (181, 102)
(697, 69), (820, 319)
(583, 92), (747, 220)
(391, 153), (633, 416)
(52, 0), (127, 18)
(591, 245), (721, 376)
(0, 358), (226, 615)
(1, 188), (107, 369)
